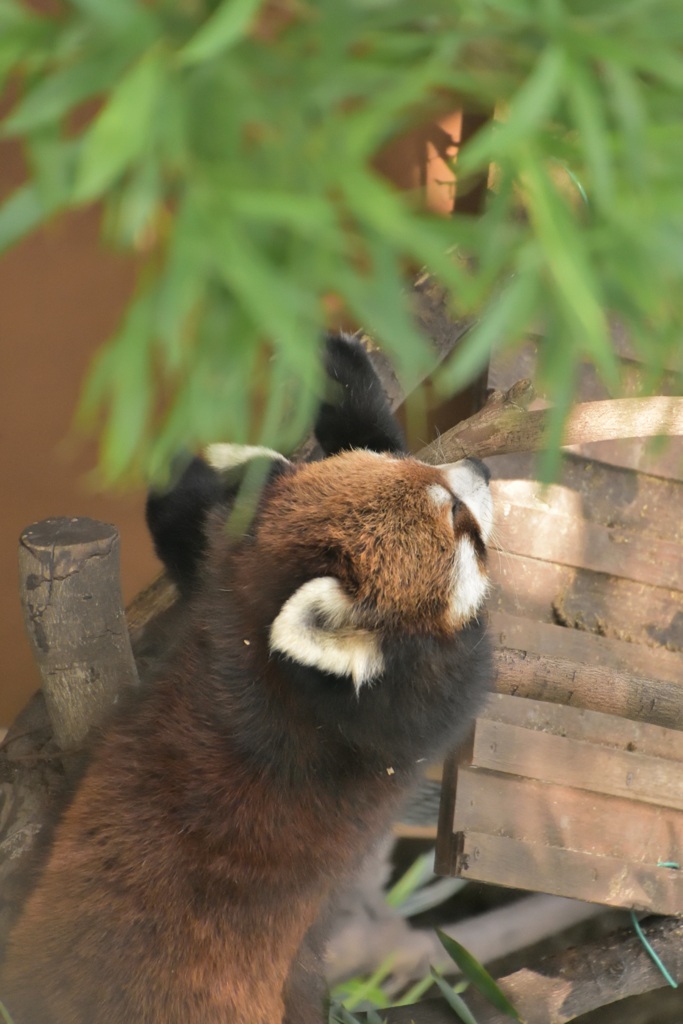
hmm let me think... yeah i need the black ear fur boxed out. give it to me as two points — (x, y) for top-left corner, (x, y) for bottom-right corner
(314, 333), (406, 456)
(148, 334), (403, 593)
(146, 455), (292, 596)
(146, 456), (222, 597)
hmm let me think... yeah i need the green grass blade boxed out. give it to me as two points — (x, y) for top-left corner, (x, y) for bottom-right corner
(0, 999), (15, 1024)
(385, 849), (435, 909)
(0, 183), (43, 253)
(430, 968), (480, 1024)
(436, 931), (521, 1020)
(179, 0), (262, 65)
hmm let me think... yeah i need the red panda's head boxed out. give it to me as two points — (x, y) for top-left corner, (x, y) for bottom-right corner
(205, 444), (492, 691)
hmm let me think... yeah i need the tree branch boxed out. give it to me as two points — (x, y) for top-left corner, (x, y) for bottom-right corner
(418, 393), (683, 464)
(364, 916), (683, 1023)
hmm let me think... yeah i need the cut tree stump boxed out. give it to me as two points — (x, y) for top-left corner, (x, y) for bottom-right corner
(18, 517), (139, 750)
(0, 517), (139, 953)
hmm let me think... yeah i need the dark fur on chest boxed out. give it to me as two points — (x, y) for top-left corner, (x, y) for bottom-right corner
(0, 591), (490, 1024)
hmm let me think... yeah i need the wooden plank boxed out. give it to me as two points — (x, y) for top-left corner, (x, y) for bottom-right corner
(490, 451), (683, 543)
(493, 646), (683, 729)
(453, 831), (683, 915)
(453, 767), (683, 866)
(470, 718), (683, 811)
(488, 551), (683, 650)
(491, 481), (683, 592)
(481, 692), (683, 762)
(493, 499), (683, 593)
(489, 611), (683, 684)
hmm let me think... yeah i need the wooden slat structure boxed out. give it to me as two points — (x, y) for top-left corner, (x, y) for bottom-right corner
(435, 389), (683, 920)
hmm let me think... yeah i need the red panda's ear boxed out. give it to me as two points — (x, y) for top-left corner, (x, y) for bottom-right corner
(269, 578), (384, 692)
(147, 446), (291, 598)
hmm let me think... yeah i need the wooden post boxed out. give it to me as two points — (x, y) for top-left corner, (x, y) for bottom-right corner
(18, 517), (139, 750)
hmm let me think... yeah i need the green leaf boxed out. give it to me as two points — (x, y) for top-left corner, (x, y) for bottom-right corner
(339, 954), (396, 1011)
(4, 51), (134, 135)
(27, 132), (81, 211)
(0, 184), (43, 253)
(391, 972), (436, 1007)
(178, 0), (263, 66)
(458, 45), (566, 172)
(73, 48), (166, 203)
(397, 877), (468, 919)
(519, 154), (619, 391)
(436, 931), (521, 1020)
(0, 997), (15, 1024)
(439, 268), (540, 393)
(67, 0), (157, 37)
(429, 969), (479, 1024)
(603, 61), (646, 184)
(565, 61), (613, 208)
(229, 190), (337, 238)
(211, 218), (320, 359)
(79, 288), (155, 483)
(385, 849), (436, 909)
(333, 1007), (364, 1024)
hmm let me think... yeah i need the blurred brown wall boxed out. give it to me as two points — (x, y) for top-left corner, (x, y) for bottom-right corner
(0, 142), (161, 727)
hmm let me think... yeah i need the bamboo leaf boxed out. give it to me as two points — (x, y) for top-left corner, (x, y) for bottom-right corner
(519, 155), (619, 391)
(0, 184), (43, 253)
(565, 61), (613, 208)
(429, 968), (480, 1024)
(436, 931), (521, 1020)
(385, 849), (436, 908)
(79, 288), (155, 483)
(391, 972), (436, 1007)
(67, 0), (157, 36)
(73, 48), (166, 203)
(458, 45), (566, 172)
(439, 269), (540, 392)
(179, 0), (263, 66)
(4, 51), (134, 135)
(0, 997), (15, 1024)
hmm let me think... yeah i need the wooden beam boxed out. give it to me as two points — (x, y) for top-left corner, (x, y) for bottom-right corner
(454, 830), (683, 915)
(420, 394), (683, 463)
(470, 718), (683, 812)
(490, 483), (683, 592)
(454, 767), (683, 870)
(489, 612), (683, 685)
(493, 647), (683, 731)
(489, 552), (683, 653)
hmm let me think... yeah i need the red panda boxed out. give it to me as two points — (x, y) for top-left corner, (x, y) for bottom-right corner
(0, 335), (494, 1024)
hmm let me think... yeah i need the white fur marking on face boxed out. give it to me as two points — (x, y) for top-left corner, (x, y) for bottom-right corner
(450, 536), (490, 623)
(205, 443), (288, 472)
(439, 461), (494, 542)
(269, 577), (384, 692)
(427, 483), (453, 508)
